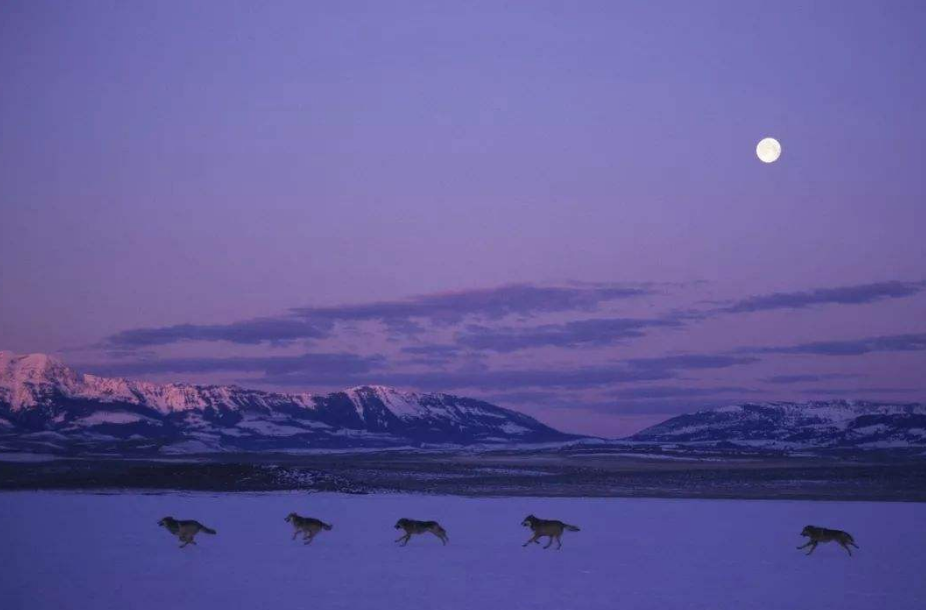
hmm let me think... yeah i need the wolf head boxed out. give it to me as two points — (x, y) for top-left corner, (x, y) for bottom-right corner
(800, 525), (817, 537)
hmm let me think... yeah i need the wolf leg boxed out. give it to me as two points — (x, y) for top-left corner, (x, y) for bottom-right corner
(543, 536), (554, 549)
(523, 534), (539, 547)
(805, 542), (818, 555)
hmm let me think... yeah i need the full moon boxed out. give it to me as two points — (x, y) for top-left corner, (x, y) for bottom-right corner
(756, 137), (781, 163)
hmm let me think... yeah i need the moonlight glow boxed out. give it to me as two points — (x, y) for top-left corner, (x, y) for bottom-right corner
(756, 137), (781, 163)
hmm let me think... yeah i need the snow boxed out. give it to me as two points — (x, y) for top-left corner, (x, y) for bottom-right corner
(376, 387), (427, 418)
(74, 412), (157, 426)
(0, 354), (556, 448)
(713, 405), (745, 413)
(0, 352), (84, 409)
(159, 440), (224, 454)
(577, 452), (722, 461)
(1, 492), (923, 610)
(235, 418), (312, 437)
(346, 386), (430, 420)
(637, 400), (926, 448)
(0, 452), (61, 462)
(20, 431), (68, 440)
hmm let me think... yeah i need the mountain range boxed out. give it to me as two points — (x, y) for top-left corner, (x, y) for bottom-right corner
(2, 351), (925, 455)
(630, 401), (926, 450)
(0, 352), (576, 454)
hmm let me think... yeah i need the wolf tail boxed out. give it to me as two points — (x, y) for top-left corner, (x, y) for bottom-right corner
(322, 522), (333, 531)
(564, 524), (580, 532)
(201, 526), (217, 535)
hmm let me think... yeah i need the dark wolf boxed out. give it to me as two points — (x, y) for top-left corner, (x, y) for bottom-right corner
(798, 525), (858, 556)
(158, 517), (217, 548)
(394, 518), (449, 546)
(521, 514), (580, 550)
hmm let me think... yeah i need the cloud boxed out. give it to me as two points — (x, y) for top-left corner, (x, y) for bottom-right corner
(101, 279), (924, 352)
(625, 354), (760, 371)
(259, 350), (757, 391)
(749, 333), (926, 357)
(718, 281), (924, 314)
(107, 318), (330, 348)
(762, 373), (860, 384)
(88, 352), (688, 392)
(456, 316), (683, 352)
(579, 399), (741, 416)
(613, 386), (759, 400)
(105, 282), (651, 348)
(288, 365), (675, 391)
(400, 344), (464, 358)
(480, 390), (573, 405)
(399, 344), (471, 367)
(797, 387), (915, 396)
(290, 283), (651, 325)
(88, 352), (384, 383)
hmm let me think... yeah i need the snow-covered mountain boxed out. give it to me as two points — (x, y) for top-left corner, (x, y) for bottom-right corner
(631, 401), (926, 449)
(0, 352), (577, 454)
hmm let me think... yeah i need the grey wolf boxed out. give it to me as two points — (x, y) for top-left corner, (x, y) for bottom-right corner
(798, 525), (858, 556)
(394, 518), (449, 546)
(158, 517), (217, 548)
(285, 512), (333, 544)
(521, 514), (580, 549)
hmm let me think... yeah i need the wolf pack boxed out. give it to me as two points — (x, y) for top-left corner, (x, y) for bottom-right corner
(158, 513), (859, 556)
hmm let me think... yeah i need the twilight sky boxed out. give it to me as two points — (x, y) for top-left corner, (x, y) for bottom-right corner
(1, 1), (924, 436)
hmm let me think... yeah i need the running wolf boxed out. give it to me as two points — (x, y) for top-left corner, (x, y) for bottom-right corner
(797, 525), (859, 556)
(521, 514), (580, 550)
(285, 512), (333, 544)
(157, 517), (217, 548)
(394, 518), (449, 546)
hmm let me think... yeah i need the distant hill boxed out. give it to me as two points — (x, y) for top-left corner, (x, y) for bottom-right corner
(631, 401), (926, 450)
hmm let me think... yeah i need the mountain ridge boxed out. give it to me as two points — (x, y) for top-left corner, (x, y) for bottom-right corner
(4, 351), (925, 455)
(0, 351), (579, 453)
(631, 400), (926, 449)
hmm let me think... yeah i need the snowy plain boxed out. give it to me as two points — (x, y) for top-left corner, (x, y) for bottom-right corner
(1, 492), (924, 610)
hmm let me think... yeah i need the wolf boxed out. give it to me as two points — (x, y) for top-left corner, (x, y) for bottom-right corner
(158, 517), (217, 548)
(798, 525), (859, 556)
(285, 512), (333, 544)
(521, 514), (580, 549)
(394, 518), (449, 546)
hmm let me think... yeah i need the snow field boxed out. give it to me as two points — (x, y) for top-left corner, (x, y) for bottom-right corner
(1, 492), (924, 610)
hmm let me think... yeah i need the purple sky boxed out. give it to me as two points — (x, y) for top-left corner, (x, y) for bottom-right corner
(1, 1), (924, 436)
